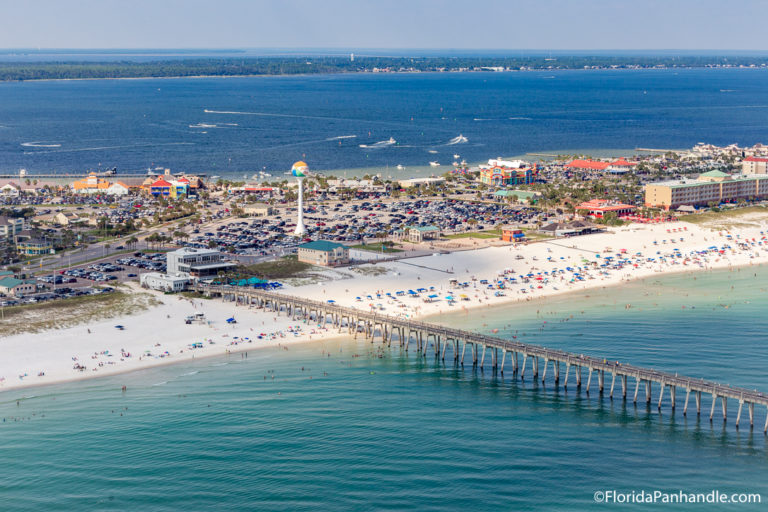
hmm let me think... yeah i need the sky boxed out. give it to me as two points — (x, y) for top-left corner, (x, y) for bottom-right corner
(0, 0), (765, 51)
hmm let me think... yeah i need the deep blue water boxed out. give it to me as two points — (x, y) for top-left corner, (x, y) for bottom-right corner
(1, 267), (767, 510)
(1, 68), (767, 177)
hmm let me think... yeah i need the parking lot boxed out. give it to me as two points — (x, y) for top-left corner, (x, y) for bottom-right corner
(180, 199), (547, 256)
(0, 286), (115, 307)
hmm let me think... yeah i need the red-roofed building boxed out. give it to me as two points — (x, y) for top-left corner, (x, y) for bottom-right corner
(150, 178), (173, 197)
(577, 199), (637, 218)
(567, 159), (611, 171)
(610, 158), (637, 167)
(742, 156), (768, 174)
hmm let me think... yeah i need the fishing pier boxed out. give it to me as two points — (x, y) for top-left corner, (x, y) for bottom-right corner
(197, 284), (768, 433)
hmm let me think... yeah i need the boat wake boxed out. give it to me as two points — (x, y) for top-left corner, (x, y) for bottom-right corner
(23, 142), (194, 155)
(359, 137), (396, 149)
(189, 122), (238, 129)
(21, 142), (62, 148)
(509, 117), (533, 121)
(445, 134), (468, 145)
(327, 135), (357, 141)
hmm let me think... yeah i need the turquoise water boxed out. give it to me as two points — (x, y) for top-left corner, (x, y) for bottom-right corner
(1, 267), (767, 510)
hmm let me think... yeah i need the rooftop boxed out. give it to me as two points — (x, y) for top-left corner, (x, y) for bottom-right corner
(299, 240), (346, 252)
(0, 277), (24, 288)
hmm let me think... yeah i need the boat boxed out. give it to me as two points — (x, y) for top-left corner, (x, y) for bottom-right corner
(396, 164), (405, 170)
(447, 134), (468, 145)
(359, 137), (396, 149)
(428, 150), (438, 154)
(452, 161), (460, 166)
(453, 154), (461, 159)
(429, 161), (440, 167)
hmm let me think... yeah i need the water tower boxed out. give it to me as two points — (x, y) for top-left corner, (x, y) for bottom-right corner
(291, 161), (309, 236)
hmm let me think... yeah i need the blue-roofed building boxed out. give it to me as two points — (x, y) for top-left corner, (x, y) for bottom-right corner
(298, 240), (349, 267)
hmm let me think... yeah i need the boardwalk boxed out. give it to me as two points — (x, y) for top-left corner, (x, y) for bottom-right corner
(197, 284), (768, 432)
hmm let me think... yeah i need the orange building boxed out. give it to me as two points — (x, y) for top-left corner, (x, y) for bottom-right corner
(501, 226), (525, 242)
(71, 174), (111, 193)
(577, 199), (637, 218)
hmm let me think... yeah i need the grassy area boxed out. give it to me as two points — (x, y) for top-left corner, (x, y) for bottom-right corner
(678, 206), (768, 226)
(443, 229), (501, 240)
(0, 291), (162, 336)
(238, 258), (313, 279)
(350, 243), (403, 253)
(180, 290), (212, 300)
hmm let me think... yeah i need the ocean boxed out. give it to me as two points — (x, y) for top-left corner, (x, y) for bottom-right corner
(1, 266), (767, 510)
(1, 68), (768, 179)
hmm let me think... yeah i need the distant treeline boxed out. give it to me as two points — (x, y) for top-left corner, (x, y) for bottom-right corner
(1, 55), (767, 81)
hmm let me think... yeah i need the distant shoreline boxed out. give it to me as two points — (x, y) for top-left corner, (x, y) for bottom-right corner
(1, 67), (767, 85)
(1, 54), (767, 83)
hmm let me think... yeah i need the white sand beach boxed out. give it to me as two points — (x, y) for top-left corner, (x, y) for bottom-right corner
(2, 220), (768, 393)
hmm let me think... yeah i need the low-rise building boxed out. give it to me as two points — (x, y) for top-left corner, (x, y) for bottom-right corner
(0, 216), (25, 239)
(577, 199), (637, 218)
(742, 156), (768, 174)
(405, 225), (441, 243)
(244, 203), (274, 217)
(149, 178), (174, 198)
(501, 226), (525, 242)
(72, 174), (111, 194)
(644, 171), (768, 210)
(166, 247), (237, 277)
(493, 190), (540, 203)
(397, 177), (446, 188)
(539, 220), (604, 237)
(16, 238), (54, 256)
(140, 272), (191, 292)
(297, 240), (349, 267)
(567, 159), (611, 171)
(54, 212), (86, 226)
(478, 159), (535, 186)
(0, 276), (36, 296)
(106, 182), (131, 196)
(0, 183), (21, 197)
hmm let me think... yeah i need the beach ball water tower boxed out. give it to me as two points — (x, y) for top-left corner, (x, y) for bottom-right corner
(292, 160), (308, 236)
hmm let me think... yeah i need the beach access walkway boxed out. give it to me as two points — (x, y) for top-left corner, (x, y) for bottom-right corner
(196, 284), (768, 433)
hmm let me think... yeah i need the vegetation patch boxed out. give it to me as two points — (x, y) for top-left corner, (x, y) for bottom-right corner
(0, 292), (163, 336)
(350, 243), (403, 253)
(237, 258), (314, 279)
(349, 265), (389, 276)
(443, 229), (501, 240)
(678, 206), (768, 228)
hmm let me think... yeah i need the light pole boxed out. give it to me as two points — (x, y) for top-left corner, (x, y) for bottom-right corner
(292, 161), (308, 237)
